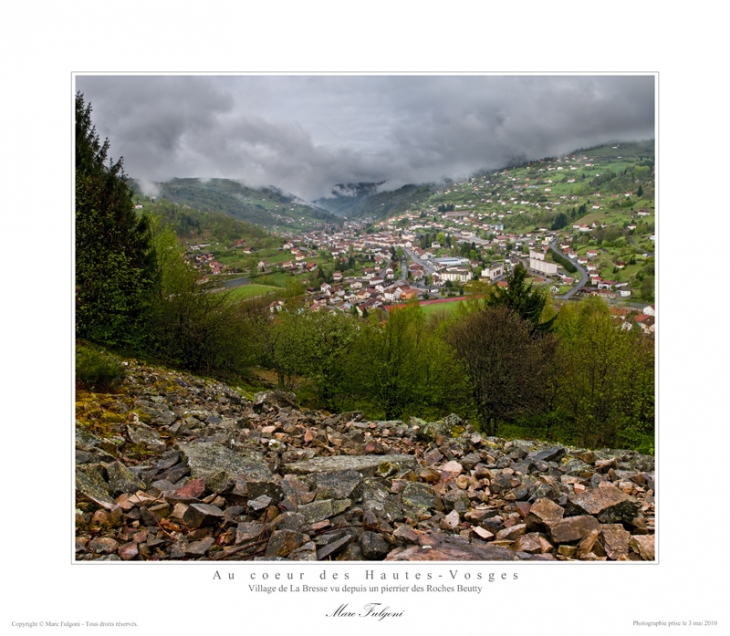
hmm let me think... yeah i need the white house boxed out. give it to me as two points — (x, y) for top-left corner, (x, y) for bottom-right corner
(481, 263), (504, 281)
(529, 250), (558, 276)
(440, 268), (472, 283)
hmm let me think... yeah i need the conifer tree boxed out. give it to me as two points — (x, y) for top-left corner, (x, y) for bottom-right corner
(75, 92), (156, 346)
(484, 263), (555, 332)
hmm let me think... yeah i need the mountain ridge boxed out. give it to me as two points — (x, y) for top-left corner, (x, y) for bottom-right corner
(130, 178), (343, 231)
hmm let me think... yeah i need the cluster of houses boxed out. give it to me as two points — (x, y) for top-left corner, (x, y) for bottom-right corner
(573, 247), (634, 298)
(265, 263), (423, 316)
(308, 278), (421, 316)
(610, 304), (656, 334)
(186, 245), (225, 276)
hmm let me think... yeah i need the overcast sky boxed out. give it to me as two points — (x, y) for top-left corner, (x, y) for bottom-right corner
(75, 75), (655, 202)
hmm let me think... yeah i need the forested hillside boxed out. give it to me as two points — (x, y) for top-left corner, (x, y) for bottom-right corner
(136, 198), (275, 245)
(135, 178), (342, 231)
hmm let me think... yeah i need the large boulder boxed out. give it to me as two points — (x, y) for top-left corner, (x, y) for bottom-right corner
(567, 484), (641, 524)
(177, 440), (271, 491)
(415, 413), (464, 442)
(253, 390), (299, 413)
(76, 466), (117, 510)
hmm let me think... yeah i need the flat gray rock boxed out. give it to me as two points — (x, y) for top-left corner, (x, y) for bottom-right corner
(360, 531), (390, 560)
(416, 413), (463, 442)
(401, 482), (440, 510)
(309, 469), (364, 500)
(182, 503), (224, 529)
(316, 534), (353, 561)
(106, 461), (146, 496)
(75, 424), (102, 450)
(178, 441), (271, 483)
(76, 467), (117, 510)
(265, 530), (307, 557)
(283, 454), (416, 477)
(529, 446), (566, 463)
(253, 391), (299, 413)
(127, 424), (166, 451)
(236, 522), (265, 544)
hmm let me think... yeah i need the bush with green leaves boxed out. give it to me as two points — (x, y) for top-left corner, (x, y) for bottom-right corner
(145, 221), (268, 376)
(75, 343), (126, 392)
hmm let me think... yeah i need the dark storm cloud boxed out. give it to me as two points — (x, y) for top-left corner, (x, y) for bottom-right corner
(75, 75), (654, 201)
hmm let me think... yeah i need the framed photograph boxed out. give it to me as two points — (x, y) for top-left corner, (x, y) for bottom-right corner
(5, 6), (724, 635)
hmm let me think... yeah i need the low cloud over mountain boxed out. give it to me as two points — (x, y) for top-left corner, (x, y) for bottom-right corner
(76, 75), (654, 202)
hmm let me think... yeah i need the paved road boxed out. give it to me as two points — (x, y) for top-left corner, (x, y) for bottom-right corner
(550, 238), (588, 300)
(629, 234), (654, 257)
(219, 276), (250, 289)
(403, 246), (436, 277)
(403, 246), (441, 290)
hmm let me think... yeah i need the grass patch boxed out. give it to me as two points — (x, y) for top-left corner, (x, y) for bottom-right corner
(249, 272), (295, 287)
(76, 343), (126, 392)
(419, 300), (466, 315)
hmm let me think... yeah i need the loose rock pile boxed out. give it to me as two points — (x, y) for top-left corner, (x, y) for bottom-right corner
(75, 360), (655, 562)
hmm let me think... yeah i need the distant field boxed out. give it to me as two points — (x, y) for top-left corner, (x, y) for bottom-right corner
(384, 297), (469, 316)
(229, 284), (280, 300)
(249, 272), (293, 287)
(419, 298), (467, 316)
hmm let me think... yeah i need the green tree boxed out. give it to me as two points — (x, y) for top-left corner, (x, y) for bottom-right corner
(640, 275), (655, 301)
(266, 311), (314, 389)
(75, 92), (156, 347)
(447, 306), (556, 436)
(283, 279), (305, 309)
(265, 310), (359, 407)
(483, 263), (555, 332)
(146, 221), (265, 374)
(300, 311), (359, 410)
(345, 303), (461, 420)
(552, 298), (654, 449)
(348, 304), (424, 419)
(551, 212), (568, 230)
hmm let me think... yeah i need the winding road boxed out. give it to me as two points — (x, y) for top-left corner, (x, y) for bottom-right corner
(629, 234), (654, 257)
(549, 238), (588, 300)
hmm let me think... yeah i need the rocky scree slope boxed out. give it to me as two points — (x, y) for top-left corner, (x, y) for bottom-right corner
(75, 361), (656, 562)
